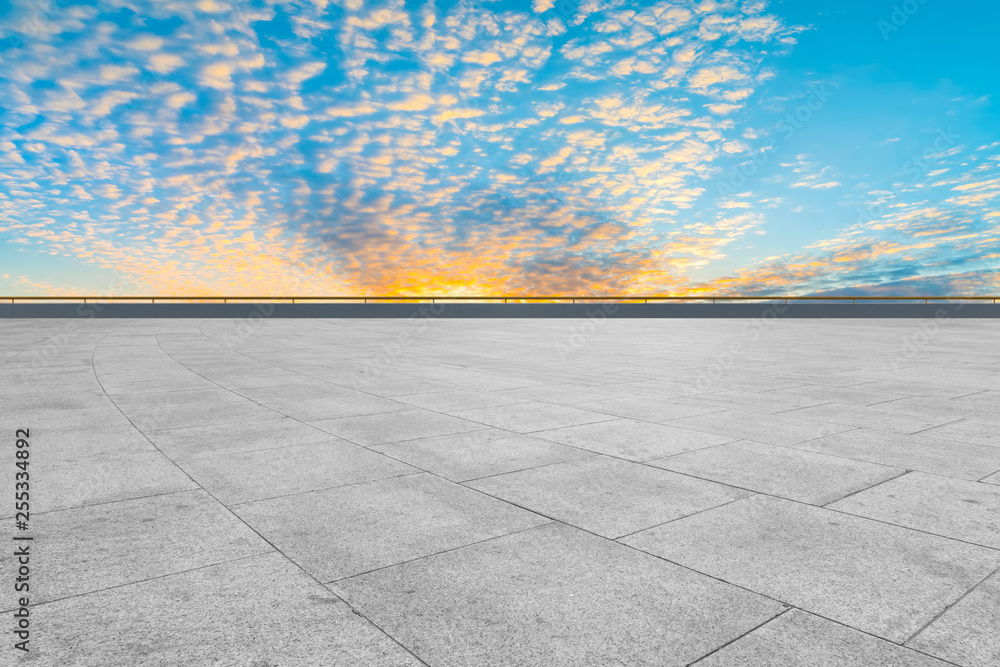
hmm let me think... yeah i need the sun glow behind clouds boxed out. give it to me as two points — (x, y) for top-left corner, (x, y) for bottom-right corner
(0, 0), (998, 295)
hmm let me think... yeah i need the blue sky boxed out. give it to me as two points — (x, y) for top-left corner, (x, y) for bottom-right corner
(0, 0), (997, 295)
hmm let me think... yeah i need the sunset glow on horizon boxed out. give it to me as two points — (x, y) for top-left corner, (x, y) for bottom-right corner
(1, 0), (998, 296)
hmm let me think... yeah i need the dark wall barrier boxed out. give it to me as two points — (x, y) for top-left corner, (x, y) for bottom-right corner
(1, 302), (998, 318)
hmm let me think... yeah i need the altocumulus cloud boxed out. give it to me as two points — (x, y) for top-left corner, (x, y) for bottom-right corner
(0, 0), (997, 296)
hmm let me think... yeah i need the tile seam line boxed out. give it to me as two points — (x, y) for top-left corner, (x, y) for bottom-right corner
(684, 607), (793, 666)
(1, 551), (273, 614)
(903, 563), (1000, 646)
(693, 427), (1000, 483)
(226, 470), (427, 508)
(613, 495), (754, 541)
(978, 469), (1000, 483)
(170, 435), (395, 461)
(641, 432), (895, 471)
(327, 520), (557, 585)
(620, 539), (948, 651)
(769, 405), (967, 435)
(685, 605), (966, 667)
(519, 406), (732, 428)
(624, 463), (1000, 553)
(141, 413), (288, 434)
(816, 469), (912, 507)
(450, 453), (603, 485)
(10, 485), (202, 519)
(907, 417), (973, 437)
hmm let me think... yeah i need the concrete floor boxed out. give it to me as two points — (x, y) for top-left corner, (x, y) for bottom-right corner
(2, 317), (999, 666)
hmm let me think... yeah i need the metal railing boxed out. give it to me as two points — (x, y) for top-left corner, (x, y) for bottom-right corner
(2, 296), (998, 304)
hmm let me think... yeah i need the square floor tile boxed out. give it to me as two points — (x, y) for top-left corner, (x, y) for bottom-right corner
(125, 401), (285, 432)
(572, 395), (724, 422)
(1, 451), (196, 516)
(238, 382), (367, 404)
(109, 388), (248, 413)
(177, 440), (419, 505)
(493, 384), (632, 405)
(531, 418), (738, 461)
(467, 456), (751, 538)
(309, 409), (487, 447)
(332, 522), (785, 667)
(668, 409), (856, 446)
(451, 402), (616, 433)
(651, 440), (903, 505)
(768, 384), (910, 407)
(25, 553), (424, 667)
(233, 473), (547, 581)
(27, 425), (155, 461)
(33, 490), (270, 604)
(375, 428), (593, 482)
(5, 390), (117, 412)
(395, 388), (531, 412)
(147, 417), (332, 458)
(1, 406), (133, 433)
(779, 403), (960, 435)
(907, 572), (1000, 667)
(271, 394), (412, 421)
(682, 389), (832, 413)
(828, 472), (1000, 549)
(793, 429), (1000, 480)
(919, 419), (1000, 448)
(694, 609), (950, 666)
(622, 495), (1000, 642)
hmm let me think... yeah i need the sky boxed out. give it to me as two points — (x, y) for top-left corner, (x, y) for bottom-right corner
(0, 0), (998, 296)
